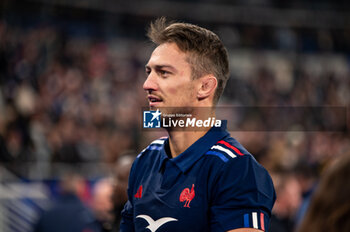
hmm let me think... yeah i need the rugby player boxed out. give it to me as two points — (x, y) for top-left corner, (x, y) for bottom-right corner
(120, 17), (276, 232)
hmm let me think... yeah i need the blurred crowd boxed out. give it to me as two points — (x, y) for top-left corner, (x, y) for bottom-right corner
(0, 7), (350, 231)
(0, 20), (155, 177)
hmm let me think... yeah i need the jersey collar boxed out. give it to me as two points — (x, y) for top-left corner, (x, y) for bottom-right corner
(164, 120), (229, 173)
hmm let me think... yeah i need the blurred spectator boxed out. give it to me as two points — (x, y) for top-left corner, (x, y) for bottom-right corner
(297, 152), (350, 232)
(51, 116), (82, 163)
(0, 103), (35, 177)
(294, 162), (318, 227)
(33, 172), (101, 232)
(88, 152), (135, 232)
(112, 152), (135, 231)
(91, 178), (114, 232)
(270, 171), (302, 232)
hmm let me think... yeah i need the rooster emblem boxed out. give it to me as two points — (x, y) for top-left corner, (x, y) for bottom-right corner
(179, 184), (195, 208)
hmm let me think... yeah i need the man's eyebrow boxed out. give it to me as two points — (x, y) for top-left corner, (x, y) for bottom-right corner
(145, 64), (177, 72)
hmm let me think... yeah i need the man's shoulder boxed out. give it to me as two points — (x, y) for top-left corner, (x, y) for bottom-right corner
(202, 135), (271, 183)
(207, 136), (276, 213)
(128, 137), (168, 180)
(136, 137), (168, 160)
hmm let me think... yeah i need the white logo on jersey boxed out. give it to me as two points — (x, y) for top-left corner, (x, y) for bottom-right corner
(136, 214), (178, 232)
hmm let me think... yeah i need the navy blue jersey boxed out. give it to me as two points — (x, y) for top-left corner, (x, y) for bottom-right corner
(120, 121), (275, 232)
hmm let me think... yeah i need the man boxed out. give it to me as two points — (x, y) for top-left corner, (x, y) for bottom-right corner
(34, 172), (101, 232)
(91, 178), (115, 231)
(120, 18), (275, 232)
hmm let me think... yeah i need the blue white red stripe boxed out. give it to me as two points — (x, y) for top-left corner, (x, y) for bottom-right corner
(243, 212), (266, 231)
(217, 140), (244, 156)
(211, 145), (236, 158)
(207, 141), (243, 162)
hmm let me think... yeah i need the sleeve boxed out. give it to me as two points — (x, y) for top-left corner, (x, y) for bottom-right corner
(120, 161), (137, 232)
(210, 155), (276, 232)
(120, 200), (134, 232)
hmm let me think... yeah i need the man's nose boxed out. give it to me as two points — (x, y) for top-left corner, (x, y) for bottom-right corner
(143, 72), (157, 92)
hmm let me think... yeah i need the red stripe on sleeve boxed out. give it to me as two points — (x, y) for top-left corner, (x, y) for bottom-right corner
(260, 212), (265, 231)
(217, 140), (244, 156)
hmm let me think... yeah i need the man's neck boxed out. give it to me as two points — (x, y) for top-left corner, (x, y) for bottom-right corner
(167, 111), (216, 158)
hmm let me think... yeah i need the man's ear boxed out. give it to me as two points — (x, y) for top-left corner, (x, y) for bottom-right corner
(197, 75), (217, 100)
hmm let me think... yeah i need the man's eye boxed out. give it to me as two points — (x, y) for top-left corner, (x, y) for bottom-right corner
(159, 70), (169, 75)
(145, 70), (151, 75)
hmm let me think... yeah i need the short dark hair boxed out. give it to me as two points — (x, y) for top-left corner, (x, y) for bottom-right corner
(147, 17), (229, 104)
